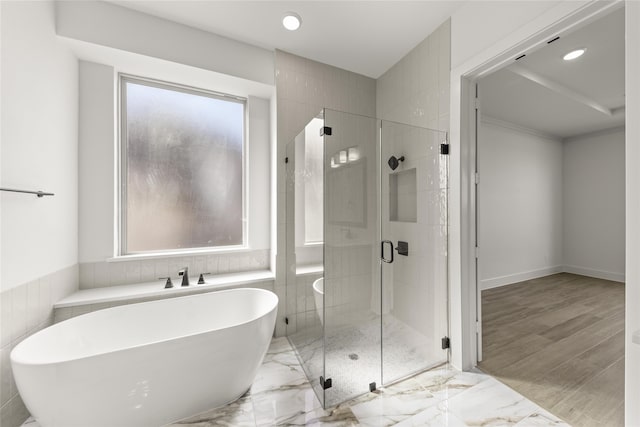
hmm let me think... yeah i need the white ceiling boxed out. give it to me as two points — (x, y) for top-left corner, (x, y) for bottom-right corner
(479, 7), (625, 139)
(108, 1), (465, 79)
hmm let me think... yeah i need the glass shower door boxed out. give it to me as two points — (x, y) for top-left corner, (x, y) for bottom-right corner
(380, 121), (449, 385)
(322, 109), (381, 407)
(285, 112), (327, 407)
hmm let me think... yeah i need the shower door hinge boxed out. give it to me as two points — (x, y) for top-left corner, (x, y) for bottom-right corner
(441, 336), (450, 350)
(440, 143), (450, 155)
(285, 157), (289, 164)
(369, 382), (377, 392)
(320, 376), (332, 390)
(474, 97), (481, 109)
(320, 126), (332, 136)
(476, 321), (481, 334)
(285, 316), (289, 325)
(475, 246), (480, 259)
(475, 172), (480, 185)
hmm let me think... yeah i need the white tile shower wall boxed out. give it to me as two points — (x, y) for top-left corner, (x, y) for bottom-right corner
(376, 20), (451, 358)
(376, 19), (451, 132)
(276, 50), (376, 337)
(78, 249), (270, 289)
(0, 264), (78, 427)
(289, 247), (373, 333)
(288, 272), (322, 333)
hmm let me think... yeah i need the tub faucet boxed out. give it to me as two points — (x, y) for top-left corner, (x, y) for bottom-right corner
(159, 277), (173, 289)
(178, 267), (189, 287)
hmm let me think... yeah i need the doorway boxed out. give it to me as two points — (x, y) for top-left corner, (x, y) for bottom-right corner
(473, 6), (625, 425)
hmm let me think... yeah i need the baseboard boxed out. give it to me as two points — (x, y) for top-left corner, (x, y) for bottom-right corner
(480, 266), (564, 290)
(562, 265), (625, 283)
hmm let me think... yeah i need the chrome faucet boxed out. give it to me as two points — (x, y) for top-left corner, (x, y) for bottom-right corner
(178, 267), (189, 287)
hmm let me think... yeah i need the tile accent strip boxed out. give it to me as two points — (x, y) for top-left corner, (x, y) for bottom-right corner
(0, 264), (79, 427)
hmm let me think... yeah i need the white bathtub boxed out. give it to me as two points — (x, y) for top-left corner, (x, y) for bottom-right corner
(11, 288), (278, 427)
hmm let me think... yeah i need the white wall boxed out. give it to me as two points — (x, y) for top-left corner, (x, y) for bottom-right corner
(451, 1), (583, 71)
(1, 2), (80, 424)
(625, 3), (640, 425)
(247, 96), (272, 255)
(478, 119), (563, 290)
(563, 127), (625, 282)
(78, 61), (114, 264)
(1, 1), (78, 292)
(55, 1), (274, 86)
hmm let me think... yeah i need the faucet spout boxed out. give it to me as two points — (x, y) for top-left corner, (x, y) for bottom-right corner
(178, 267), (189, 287)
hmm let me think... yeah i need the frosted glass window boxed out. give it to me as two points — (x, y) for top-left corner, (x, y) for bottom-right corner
(304, 118), (324, 243)
(121, 77), (245, 254)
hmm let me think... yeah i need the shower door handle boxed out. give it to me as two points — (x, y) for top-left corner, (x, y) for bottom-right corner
(381, 240), (394, 263)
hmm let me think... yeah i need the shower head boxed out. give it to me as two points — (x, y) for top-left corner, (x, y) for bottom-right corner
(387, 155), (405, 171)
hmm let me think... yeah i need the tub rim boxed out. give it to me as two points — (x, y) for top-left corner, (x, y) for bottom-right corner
(11, 287), (278, 367)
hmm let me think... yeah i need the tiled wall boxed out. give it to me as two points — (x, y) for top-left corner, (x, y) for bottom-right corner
(54, 279), (275, 324)
(289, 272), (323, 332)
(0, 265), (78, 427)
(376, 19), (450, 132)
(376, 20), (451, 358)
(275, 50), (377, 337)
(321, 109), (379, 327)
(286, 245), (374, 334)
(78, 249), (270, 289)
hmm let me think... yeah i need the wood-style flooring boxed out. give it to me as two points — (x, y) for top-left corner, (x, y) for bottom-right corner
(479, 273), (625, 427)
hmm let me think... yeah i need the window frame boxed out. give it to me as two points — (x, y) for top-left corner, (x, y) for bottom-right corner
(117, 73), (248, 256)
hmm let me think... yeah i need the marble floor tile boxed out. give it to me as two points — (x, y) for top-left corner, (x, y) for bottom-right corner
(514, 409), (572, 426)
(20, 337), (567, 427)
(251, 338), (309, 395)
(409, 367), (489, 401)
(394, 401), (467, 427)
(251, 384), (323, 426)
(349, 379), (439, 426)
(171, 396), (256, 427)
(444, 377), (547, 426)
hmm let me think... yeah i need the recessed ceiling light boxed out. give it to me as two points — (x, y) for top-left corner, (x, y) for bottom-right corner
(563, 48), (586, 61)
(282, 12), (301, 31)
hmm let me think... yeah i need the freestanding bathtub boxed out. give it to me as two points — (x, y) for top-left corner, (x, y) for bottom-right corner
(11, 287), (278, 427)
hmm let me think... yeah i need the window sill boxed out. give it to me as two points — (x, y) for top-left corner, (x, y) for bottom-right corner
(54, 270), (274, 308)
(107, 246), (251, 262)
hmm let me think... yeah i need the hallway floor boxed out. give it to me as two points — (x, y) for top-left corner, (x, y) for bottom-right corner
(479, 273), (625, 427)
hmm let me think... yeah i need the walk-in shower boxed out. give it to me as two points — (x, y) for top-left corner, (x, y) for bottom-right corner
(285, 108), (449, 408)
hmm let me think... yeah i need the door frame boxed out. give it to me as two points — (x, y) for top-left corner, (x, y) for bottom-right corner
(451, 0), (624, 370)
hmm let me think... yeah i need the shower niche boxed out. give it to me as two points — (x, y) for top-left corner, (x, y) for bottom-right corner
(389, 168), (417, 222)
(285, 108), (449, 408)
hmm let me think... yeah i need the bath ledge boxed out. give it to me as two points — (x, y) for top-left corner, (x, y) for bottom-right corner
(296, 264), (323, 276)
(54, 270), (275, 308)
(634, 330), (640, 346)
